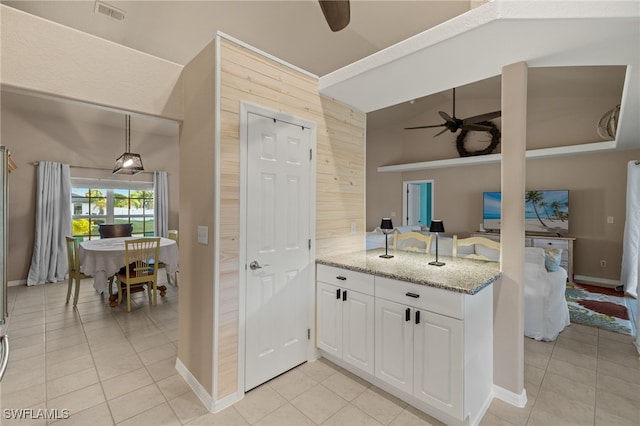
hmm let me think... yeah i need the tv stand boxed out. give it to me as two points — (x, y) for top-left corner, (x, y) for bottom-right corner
(470, 232), (575, 281)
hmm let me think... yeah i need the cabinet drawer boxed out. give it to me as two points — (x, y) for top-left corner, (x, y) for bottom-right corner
(317, 264), (374, 296)
(375, 277), (464, 319)
(533, 238), (569, 250)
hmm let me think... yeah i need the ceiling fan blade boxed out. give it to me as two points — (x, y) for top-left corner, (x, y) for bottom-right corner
(433, 127), (450, 137)
(461, 123), (493, 131)
(404, 124), (446, 130)
(439, 111), (454, 122)
(463, 110), (502, 125)
(318, 0), (350, 32)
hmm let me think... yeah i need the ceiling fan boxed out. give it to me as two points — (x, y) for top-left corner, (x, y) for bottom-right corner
(405, 88), (501, 137)
(319, 0), (350, 32)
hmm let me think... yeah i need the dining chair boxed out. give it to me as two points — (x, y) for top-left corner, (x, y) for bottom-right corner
(115, 237), (160, 312)
(166, 229), (179, 286)
(65, 236), (91, 306)
(99, 223), (133, 239)
(392, 231), (432, 253)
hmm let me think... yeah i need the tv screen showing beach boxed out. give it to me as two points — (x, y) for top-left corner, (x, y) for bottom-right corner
(483, 190), (569, 234)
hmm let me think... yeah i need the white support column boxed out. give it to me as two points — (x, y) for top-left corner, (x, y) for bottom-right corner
(494, 62), (527, 403)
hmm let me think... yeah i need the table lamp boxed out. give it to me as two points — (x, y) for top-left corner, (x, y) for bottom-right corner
(379, 218), (394, 259)
(428, 220), (446, 266)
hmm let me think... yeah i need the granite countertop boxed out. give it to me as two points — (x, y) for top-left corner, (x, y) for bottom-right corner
(316, 248), (501, 295)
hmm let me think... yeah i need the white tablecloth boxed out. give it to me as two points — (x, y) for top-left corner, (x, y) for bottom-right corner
(79, 237), (179, 295)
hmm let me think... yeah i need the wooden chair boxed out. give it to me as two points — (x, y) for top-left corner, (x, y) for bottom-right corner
(392, 231), (432, 253)
(453, 236), (500, 261)
(99, 223), (133, 239)
(115, 238), (160, 312)
(166, 230), (178, 286)
(65, 237), (91, 306)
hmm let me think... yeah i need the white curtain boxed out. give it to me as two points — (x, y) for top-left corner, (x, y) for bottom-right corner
(27, 162), (71, 285)
(620, 160), (640, 352)
(154, 171), (168, 238)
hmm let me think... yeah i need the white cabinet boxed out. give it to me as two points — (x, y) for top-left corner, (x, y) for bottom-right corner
(316, 264), (493, 426)
(316, 265), (375, 375)
(374, 280), (463, 419)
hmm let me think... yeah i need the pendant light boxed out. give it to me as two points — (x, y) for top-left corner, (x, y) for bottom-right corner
(113, 114), (144, 175)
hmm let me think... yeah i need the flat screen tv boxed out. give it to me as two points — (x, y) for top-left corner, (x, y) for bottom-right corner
(483, 190), (569, 234)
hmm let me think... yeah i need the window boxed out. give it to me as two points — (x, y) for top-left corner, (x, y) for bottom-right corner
(71, 178), (154, 240)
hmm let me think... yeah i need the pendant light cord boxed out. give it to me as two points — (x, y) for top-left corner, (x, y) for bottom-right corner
(126, 114), (131, 152)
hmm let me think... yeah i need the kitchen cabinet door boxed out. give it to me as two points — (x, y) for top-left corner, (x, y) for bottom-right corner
(413, 310), (463, 419)
(342, 289), (375, 375)
(316, 282), (343, 358)
(374, 297), (413, 394)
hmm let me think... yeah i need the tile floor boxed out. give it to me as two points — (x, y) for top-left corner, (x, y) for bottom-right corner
(1, 279), (639, 426)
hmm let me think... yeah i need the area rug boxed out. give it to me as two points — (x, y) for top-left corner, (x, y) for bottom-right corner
(565, 282), (634, 335)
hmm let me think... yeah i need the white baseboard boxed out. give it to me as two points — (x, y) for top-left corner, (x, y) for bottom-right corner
(493, 385), (527, 408)
(573, 275), (620, 288)
(9, 279), (26, 287)
(212, 392), (243, 413)
(175, 357), (213, 411)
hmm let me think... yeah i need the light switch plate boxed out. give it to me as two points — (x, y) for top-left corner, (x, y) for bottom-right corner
(197, 226), (208, 245)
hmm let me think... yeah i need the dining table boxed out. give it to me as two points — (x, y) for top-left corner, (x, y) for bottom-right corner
(79, 236), (179, 307)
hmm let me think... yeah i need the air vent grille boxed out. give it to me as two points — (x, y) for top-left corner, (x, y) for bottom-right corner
(95, 1), (126, 21)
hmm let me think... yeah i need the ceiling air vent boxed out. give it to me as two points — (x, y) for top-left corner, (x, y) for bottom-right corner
(94, 1), (126, 21)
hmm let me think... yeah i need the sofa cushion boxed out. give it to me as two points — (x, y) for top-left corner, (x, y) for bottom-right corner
(544, 248), (563, 272)
(475, 244), (500, 262)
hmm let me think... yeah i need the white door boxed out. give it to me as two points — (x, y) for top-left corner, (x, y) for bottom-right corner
(407, 184), (421, 226)
(245, 112), (311, 391)
(374, 298), (413, 394)
(342, 289), (375, 375)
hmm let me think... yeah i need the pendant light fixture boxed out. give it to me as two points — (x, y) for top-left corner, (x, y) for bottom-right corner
(113, 114), (144, 175)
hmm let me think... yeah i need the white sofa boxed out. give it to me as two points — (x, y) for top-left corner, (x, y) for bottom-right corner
(523, 247), (570, 341)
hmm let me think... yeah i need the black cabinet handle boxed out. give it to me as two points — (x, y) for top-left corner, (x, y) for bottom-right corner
(415, 310), (421, 324)
(336, 276), (347, 281)
(336, 289), (341, 299)
(405, 292), (420, 298)
(342, 290), (347, 301)
(405, 308), (410, 322)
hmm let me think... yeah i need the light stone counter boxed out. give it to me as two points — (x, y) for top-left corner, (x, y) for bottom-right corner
(316, 248), (500, 295)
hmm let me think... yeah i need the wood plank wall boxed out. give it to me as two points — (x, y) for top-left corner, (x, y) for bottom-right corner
(217, 38), (366, 398)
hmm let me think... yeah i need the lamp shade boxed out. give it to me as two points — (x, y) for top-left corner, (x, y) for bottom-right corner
(380, 218), (394, 230)
(429, 220), (445, 233)
(113, 114), (144, 175)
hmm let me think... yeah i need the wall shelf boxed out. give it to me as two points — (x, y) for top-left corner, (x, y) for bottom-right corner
(377, 141), (617, 173)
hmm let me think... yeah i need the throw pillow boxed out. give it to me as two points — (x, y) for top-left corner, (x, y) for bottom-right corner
(544, 248), (563, 272)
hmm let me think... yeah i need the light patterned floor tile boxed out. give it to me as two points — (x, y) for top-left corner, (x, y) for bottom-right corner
(389, 406), (446, 426)
(321, 369), (370, 401)
(253, 403), (316, 426)
(233, 385), (288, 424)
(167, 389), (211, 424)
(0, 382), (46, 410)
(323, 403), (383, 426)
(186, 407), (249, 426)
(47, 383), (106, 417)
(46, 367), (99, 400)
(107, 383), (165, 424)
(101, 367), (154, 401)
(290, 384), (347, 424)
(352, 387), (407, 425)
(48, 402), (114, 426)
(269, 368), (318, 400)
(296, 358), (340, 382)
(116, 402), (181, 426)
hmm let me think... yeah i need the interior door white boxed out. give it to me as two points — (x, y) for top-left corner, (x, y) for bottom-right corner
(407, 184), (421, 226)
(245, 112), (311, 391)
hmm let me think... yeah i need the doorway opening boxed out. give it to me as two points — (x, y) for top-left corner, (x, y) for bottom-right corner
(402, 180), (434, 228)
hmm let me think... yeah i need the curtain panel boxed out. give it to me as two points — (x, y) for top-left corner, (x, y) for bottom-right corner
(27, 162), (72, 285)
(154, 171), (168, 238)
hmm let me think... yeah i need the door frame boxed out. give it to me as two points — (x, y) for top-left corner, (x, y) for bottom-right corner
(402, 180), (434, 227)
(238, 102), (317, 395)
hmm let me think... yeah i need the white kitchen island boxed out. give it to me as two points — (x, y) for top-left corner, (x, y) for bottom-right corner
(316, 248), (500, 426)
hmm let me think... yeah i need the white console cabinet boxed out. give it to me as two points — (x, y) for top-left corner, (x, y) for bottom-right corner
(316, 264), (494, 426)
(316, 265), (375, 375)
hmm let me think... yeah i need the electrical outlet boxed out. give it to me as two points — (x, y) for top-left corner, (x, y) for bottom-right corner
(350, 221), (357, 233)
(390, 211), (396, 217)
(607, 216), (614, 224)
(600, 260), (607, 268)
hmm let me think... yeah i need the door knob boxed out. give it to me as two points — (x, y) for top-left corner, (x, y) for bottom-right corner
(249, 261), (268, 270)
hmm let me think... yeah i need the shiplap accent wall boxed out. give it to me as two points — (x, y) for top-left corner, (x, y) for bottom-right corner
(216, 37), (366, 398)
